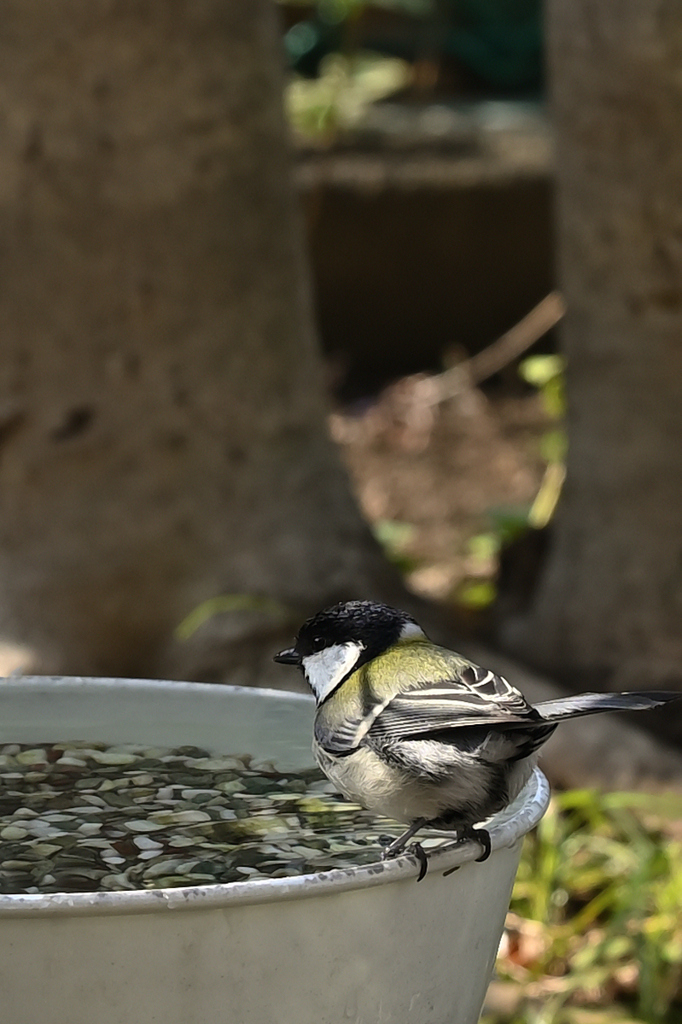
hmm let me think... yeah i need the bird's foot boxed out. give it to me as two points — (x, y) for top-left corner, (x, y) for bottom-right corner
(380, 819), (429, 881)
(441, 827), (491, 877)
(460, 826), (492, 862)
(381, 839), (429, 882)
(380, 818), (427, 859)
(410, 842), (429, 882)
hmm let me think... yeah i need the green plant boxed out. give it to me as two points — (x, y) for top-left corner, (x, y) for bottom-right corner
(519, 354), (567, 528)
(175, 594), (294, 641)
(454, 356), (567, 613)
(453, 506), (529, 610)
(486, 790), (682, 1024)
(371, 518), (419, 574)
(286, 52), (410, 139)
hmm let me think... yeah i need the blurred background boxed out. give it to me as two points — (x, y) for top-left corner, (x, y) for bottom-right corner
(282, 0), (555, 618)
(1, 1), (681, 1020)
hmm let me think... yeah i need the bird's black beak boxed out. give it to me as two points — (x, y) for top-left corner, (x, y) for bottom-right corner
(273, 647), (301, 666)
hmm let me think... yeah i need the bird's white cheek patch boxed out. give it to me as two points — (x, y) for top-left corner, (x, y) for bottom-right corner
(302, 642), (365, 703)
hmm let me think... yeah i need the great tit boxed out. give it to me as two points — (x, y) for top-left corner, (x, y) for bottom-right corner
(274, 600), (679, 878)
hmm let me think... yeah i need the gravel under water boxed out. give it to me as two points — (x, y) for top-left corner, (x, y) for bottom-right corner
(0, 741), (453, 894)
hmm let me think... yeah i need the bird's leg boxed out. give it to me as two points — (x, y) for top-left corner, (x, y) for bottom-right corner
(381, 818), (427, 858)
(381, 818), (430, 881)
(429, 810), (493, 867)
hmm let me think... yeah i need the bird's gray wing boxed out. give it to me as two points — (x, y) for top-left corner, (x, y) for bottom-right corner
(315, 663), (548, 757)
(370, 664), (544, 739)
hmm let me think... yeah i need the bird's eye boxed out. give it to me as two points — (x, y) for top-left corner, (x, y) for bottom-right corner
(311, 636), (325, 653)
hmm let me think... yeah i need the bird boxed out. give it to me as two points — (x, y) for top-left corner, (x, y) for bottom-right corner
(274, 600), (680, 879)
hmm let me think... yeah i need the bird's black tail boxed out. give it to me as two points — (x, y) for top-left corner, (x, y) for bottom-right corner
(534, 690), (680, 722)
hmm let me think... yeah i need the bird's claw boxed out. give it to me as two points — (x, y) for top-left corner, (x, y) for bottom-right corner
(459, 826), (492, 862)
(410, 842), (429, 881)
(381, 836), (429, 881)
(441, 827), (491, 876)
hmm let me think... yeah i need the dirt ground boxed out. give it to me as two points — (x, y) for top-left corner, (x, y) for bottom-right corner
(332, 373), (550, 607)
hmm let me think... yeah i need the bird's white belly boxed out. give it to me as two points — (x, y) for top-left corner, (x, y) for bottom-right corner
(314, 740), (534, 826)
(320, 745), (443, 822)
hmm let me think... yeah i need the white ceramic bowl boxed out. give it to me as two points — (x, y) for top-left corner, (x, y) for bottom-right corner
(0, 677), (549, 1024)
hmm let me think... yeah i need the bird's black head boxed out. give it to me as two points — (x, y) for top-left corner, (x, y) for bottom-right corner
(274, 601), (424, 701)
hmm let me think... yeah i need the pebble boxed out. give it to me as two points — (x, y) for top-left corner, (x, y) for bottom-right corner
(101, 853), (126, 866)
(23, 821), (65, 838)
(133, 835), (163, 851)
(166, 810), (212, 824)
(15, 749), (47, 765)
(89, 751), (138, 766)
(124, 819), (165, 832)
(30, 843), (63, 857)
(142, 859), (183, 878)
(77, 823), (102, 836)
(80, 794), (108, 807)
(1, 826), (28, 840)
(131, 774), (155, 787)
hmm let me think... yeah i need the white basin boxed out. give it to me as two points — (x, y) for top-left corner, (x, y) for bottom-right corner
(0, 677), (549, 1024)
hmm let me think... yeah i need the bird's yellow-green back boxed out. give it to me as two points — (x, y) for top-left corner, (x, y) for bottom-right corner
(320, 636), (473, 732)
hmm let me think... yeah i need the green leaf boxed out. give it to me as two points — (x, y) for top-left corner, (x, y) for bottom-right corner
(454, 579), (496, 609)
(175, 594), (294, 641)
(519, 354), (566, 388)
